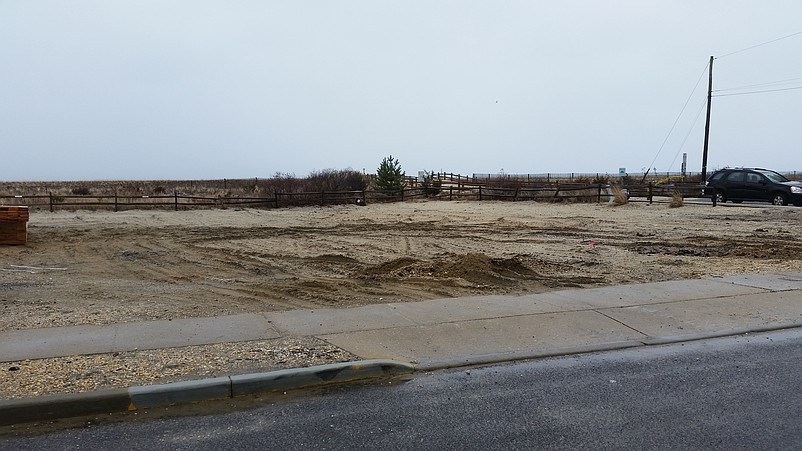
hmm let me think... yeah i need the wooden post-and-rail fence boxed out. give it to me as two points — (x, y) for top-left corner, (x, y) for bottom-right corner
(0, 182), (710, 212)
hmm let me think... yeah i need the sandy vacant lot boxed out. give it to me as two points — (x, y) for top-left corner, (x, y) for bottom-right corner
(4, 199), (802, 401)
(4, 199), (802, 332)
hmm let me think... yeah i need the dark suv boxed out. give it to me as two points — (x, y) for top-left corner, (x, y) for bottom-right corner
(705, 168), (802, 206)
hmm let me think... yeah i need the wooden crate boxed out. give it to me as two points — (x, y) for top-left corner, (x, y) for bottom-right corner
(0, 206), (29, 245)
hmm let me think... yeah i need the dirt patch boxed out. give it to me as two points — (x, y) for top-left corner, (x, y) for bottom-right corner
(364, 256), (422, 277)
(361, 253), (601, 289)
(627, 236), (802, 259)
(3, 200), (802, 332)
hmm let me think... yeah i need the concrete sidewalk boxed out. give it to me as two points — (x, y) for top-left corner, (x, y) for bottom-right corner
(3, 273), (802, 368)
(3, 272), (802, 426)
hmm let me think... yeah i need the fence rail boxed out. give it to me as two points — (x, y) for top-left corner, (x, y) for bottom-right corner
(624, 183), (707, 204)
(0, 181), (715, 212)
(438, 171), (802, 184)
(0, 193), (279, 212)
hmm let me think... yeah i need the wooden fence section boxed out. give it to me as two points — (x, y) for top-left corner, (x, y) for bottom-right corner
(625, 183), (707, 204)
(0, 193), (278, 212)
(0, 183), (711, 212)
(468, 171), (802, 183)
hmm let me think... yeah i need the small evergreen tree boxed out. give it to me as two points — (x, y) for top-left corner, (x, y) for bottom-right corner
(374, 155), (406, 196)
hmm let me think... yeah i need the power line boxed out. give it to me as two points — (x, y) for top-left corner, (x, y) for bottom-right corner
(667, 99), (707, 172)
(713, 76), (802, 93)
(642, 61), (709, 179)
(713, 86), (802, 97)
(717, 30), (802, 59)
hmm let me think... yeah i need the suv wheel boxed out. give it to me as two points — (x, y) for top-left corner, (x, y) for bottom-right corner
(714, 192), (727, 204)
(772, 193), (788, 206)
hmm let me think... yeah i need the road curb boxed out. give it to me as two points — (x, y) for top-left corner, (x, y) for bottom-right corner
(231, 359), (415, 396)
(412, 322), (802, 372)
(642, 321), (802, 346)
(0, 389), (130, 427)
(413, 341), (643, 372)
(0, 359), (414, 426)
(128, 376), (232, 410)
(5, 324), (802, 426)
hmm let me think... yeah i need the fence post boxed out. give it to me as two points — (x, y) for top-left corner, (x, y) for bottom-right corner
(648, 182), (653, 204)
(400, 188), (404, 202)
(449, 186), (453, 201)
(49, 192), (54, 212)
(479, 186), (483, 201)
(321, 190), (326, 206)
(597, 184), (602, 203)
(514, 187), (519, 202)
(274, 192), (279, 208)
(115, 193), (119, 212)
(174, 191), (178, 211)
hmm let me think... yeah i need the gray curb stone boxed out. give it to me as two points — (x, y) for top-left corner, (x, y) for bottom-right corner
(231, 359), (415, 396)
(128, 376), (232, 410)
(0, 389), (130, 426)
(0, 359), (415, 426)
(413, 341), (642, 372)
(5, 323), (802, 427)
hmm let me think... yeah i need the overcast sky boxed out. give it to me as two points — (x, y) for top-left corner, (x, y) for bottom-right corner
(2, 1), (801, 181)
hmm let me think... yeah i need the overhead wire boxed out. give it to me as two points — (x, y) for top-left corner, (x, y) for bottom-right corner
(713, 76), (802, 93)
(716, 30), (802, 59)
(667, 99), (707, 172)
(641, 60), (709, 180)
(650, 30), (802, 174)
(713, 33), (802, 99)
(713, 86), (802, 97)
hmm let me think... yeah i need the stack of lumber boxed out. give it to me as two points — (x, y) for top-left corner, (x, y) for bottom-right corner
(0, 206), (29, 245)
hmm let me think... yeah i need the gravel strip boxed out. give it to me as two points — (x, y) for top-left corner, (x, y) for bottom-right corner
(0, 337), (356, 400)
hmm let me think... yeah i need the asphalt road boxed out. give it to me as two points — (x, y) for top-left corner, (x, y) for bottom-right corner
(4, 329), (802, 450)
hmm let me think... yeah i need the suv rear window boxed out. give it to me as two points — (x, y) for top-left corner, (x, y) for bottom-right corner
(746, 173), (763, 184)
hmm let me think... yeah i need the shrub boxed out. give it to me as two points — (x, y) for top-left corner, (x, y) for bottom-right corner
(420, 170), (441, 197)
(343, 170), (369, 191)
(263, 172), (302, 194)
(487, 176), (526, 190)
(611, 185), (629, 206)
(306, 169), (368, 192)
(71, 186), (91, 195)
(669, 190), (684, 208)
(592, 174), (609, 185)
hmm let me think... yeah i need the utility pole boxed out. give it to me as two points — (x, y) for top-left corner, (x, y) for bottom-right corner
(701, 55), (714, 180)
